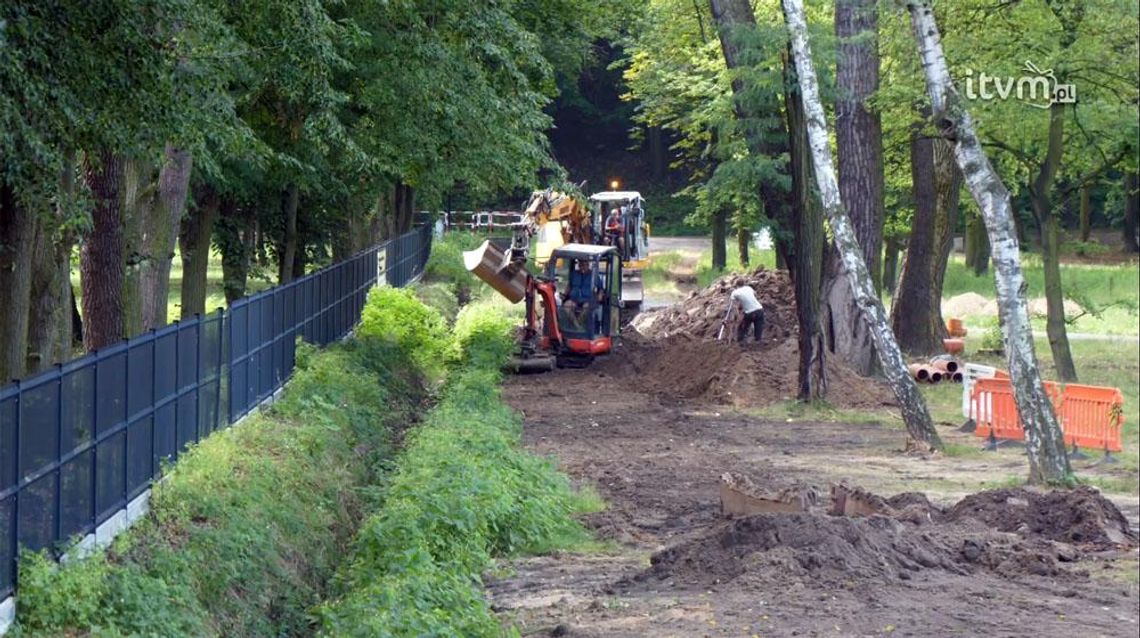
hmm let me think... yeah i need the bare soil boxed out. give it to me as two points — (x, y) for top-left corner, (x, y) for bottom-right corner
(489, 350), (1140, 637)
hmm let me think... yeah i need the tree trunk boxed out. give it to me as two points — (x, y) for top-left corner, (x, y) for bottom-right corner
(965, 212), (990, 275)
(709, 0), (792, 268)
(882, 236), (900, 294)
(824, 0), (884, 376)
(1122, 171), (1138, 253)
(1078, 185), (1091, 243)
(907, 0), (1068, 482)
(785, 53), (826, 401)
(1035, 193), (1078, 381)
(890, 126), (943, 354)
(81, 149), (127, 352)
(834, 0), (885, 288)
(783, 0), (940, 448)
(0, 184), (37, 381)
(178, 184), (220, 317)
(711, 209), (727, 270)
(737, 222), (750, 267)
(121, 156), (156, 340)
(141, 146), (193, 330)
(928, 139), (963, 336)
(279, 183), (299, 284)
(220, 199), (252, 303)
(26, 153), (79, 374)
(1029, 102), (1078, 382)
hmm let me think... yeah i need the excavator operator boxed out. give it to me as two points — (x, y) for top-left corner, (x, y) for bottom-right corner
(561, 259), (603, 331)
(605, 206), (626, 259)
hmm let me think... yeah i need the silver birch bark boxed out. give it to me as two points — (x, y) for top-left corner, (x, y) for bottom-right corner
(781, 0), (941, 448)
(905, 0), (1070, 483)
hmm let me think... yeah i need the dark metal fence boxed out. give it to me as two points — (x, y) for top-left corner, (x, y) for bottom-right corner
(0, 225), (432, 598)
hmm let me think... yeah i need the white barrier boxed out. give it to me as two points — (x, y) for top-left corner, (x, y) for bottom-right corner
(962, 362), (1000, 421)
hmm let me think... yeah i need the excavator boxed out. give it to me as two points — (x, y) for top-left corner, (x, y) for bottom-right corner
(462, 188), (650, 371)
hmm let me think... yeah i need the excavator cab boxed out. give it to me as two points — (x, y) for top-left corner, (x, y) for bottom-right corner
(543, 245), (622, 358)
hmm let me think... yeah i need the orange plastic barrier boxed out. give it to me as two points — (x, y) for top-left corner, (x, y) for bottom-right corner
(1056, 384), (1125, 453)
(972, 377), (1030, 442)
(972, 377), (1125, 454)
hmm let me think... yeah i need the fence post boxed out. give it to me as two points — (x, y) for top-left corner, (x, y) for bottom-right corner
(53, 364), (63, 547)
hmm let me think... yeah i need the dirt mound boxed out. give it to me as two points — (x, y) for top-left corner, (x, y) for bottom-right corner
(619, 268), (894, 409)
(945, 486), (1137, 549)
(632, 268), (797, 341)
(607, 333), (895, 409)
(632, 484), (1133, 590)
(942, 292), (996, 318)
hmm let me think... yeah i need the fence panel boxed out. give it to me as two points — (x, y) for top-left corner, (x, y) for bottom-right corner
(0, 227), (431, 601)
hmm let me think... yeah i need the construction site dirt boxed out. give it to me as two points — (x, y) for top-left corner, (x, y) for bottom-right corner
(490, 345), (1140, 637)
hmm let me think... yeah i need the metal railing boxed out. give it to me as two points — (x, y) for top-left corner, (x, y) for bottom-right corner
(0, 225), (432, 598)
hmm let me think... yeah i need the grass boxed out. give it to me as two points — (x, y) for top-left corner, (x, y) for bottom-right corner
(70, 248), (274, 322)
(745, 399), (897, 426)
(316, 290), (601, 637)
(921, 337), (1140, 494)
(13, 337), (425, 637)
(933, 255), (1139, 336)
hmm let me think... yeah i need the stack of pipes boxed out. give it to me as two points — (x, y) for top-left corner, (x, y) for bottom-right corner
(909, 356), (964, 384)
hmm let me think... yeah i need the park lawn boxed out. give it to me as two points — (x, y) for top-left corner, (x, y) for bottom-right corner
(70, 248), (273, 323)
(921, 337), (1140, 493)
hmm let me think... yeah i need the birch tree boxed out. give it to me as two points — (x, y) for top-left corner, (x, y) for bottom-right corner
(780, 0), (941, 449)
(904, 0), (1070, 483)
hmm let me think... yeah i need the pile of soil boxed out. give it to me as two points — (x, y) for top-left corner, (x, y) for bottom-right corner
(632, 268), (797, 341)
(617, 268), (894, 409)
(944, 486), (1137, 548)
(634, 484), (1135, 590)
(604, 334), (895, 409)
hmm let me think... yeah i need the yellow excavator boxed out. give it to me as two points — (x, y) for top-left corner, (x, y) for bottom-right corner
(462, 188), (650, 370)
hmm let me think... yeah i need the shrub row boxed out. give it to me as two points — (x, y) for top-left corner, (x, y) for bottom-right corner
(13, 337), (424, 637)
(315, 291), (597, 637)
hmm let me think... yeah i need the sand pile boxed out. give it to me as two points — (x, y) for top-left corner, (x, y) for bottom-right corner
(621, 268), (893, 409)
(632, 485), (1134, 590)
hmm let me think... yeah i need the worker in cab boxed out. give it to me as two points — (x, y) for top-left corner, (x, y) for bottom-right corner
(605, 207), (626, 259)
(561, 259), (604, 331)
(726, 283), (764, 343)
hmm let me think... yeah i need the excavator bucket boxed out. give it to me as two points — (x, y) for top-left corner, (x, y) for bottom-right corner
(463, 240), (527, 303)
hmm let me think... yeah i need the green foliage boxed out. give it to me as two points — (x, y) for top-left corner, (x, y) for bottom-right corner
(1061, 239), (1111, 257)
(358, 287), (449, 378)
(13, 340), (423, 637)
(423, 233), (493, 301)
(318, 320), (597, 637)
(13, 551), (110, 635)
(451, 300), (521, 369)
(981, 325), (1005, 351)
(415, 282), (460, 324)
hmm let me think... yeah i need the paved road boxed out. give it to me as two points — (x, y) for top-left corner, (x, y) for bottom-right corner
(648, 235), (708, 254)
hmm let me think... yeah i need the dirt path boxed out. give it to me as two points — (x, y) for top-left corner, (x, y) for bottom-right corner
(489, 359), (1140, 637)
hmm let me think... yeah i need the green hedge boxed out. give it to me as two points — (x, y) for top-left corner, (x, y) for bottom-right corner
(14, 287), (596, 638)
(317, 299), (598, 637)
(13, 338), (424, 638)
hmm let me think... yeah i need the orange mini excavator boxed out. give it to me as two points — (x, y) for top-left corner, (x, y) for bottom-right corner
(463, 189), (628, 372)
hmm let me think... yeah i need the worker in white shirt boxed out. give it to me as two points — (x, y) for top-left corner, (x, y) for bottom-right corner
(726, 284), (764, 343)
